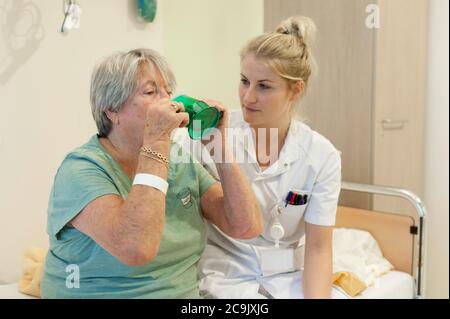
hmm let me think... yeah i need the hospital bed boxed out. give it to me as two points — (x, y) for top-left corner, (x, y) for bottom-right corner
(336, 182), (426, 299)
(0, 182), (426, 299)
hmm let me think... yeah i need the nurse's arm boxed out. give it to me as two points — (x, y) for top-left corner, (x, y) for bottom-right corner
(303, 223), (333, 298)
(200, 163), (263, 239)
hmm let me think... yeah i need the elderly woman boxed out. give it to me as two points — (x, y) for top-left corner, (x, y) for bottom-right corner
(41, 48), (262, 299)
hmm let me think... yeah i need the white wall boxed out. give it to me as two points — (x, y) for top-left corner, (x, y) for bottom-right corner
(424, 0), (449, 299)
(163, 0), (263, 109)
(0, 0), (163, 283)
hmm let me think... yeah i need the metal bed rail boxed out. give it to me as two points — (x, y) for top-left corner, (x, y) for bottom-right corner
(341, 181), (427, 298)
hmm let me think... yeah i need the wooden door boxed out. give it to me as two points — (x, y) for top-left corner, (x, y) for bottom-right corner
(372, 0), (428, 217)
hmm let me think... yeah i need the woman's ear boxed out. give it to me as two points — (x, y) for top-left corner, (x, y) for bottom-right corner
(290, 81), (304, 101)
(105, 109), (120, 125)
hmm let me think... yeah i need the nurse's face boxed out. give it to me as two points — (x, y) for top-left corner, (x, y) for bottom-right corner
(239, 54), (297, 128)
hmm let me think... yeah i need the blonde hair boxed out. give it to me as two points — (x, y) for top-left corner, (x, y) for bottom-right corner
(90, 48), (176, 137)
(240, 16), (317, 112)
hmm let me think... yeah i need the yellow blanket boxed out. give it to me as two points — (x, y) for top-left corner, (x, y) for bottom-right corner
(332, 271), (367, 297)
(18, 247), (47, 298)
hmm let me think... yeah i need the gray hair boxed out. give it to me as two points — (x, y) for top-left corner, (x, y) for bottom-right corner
(90, 48), (176, 137)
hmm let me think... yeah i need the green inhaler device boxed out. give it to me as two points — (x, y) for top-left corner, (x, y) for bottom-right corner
(172, 95), (221, 140)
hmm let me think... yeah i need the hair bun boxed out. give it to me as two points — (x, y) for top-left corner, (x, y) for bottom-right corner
(276, 16), (316, 47)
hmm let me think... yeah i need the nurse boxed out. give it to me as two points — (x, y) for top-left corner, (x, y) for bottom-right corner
(189, 16), (343, 299)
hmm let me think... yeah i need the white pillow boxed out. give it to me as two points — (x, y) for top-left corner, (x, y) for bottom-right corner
(333, 228), (394, 288)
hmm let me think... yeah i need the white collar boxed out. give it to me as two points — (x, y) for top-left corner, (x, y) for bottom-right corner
(232, 115), (307, 177)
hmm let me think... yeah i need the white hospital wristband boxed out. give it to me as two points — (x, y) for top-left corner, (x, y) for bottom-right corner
(133, 173), (168, 195)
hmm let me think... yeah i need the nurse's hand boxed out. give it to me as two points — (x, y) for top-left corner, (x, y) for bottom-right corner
(199, 98), (231, 162)
(200, 98), (228, 132)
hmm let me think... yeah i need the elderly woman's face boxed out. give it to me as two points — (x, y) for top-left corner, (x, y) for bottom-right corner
(116, 63), (171, 142)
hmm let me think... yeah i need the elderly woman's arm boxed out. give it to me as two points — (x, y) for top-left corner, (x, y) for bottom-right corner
(200, 162), (263, 239)
(70, 99), (188, 267)
(71, 141), (170, 266)
(197, 99), (263, 239)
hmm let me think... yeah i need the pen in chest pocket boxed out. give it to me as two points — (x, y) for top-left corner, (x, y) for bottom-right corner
(285, 191), (308, 207)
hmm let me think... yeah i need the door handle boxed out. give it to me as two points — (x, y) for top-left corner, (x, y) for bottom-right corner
(381, 118), (408, 130)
